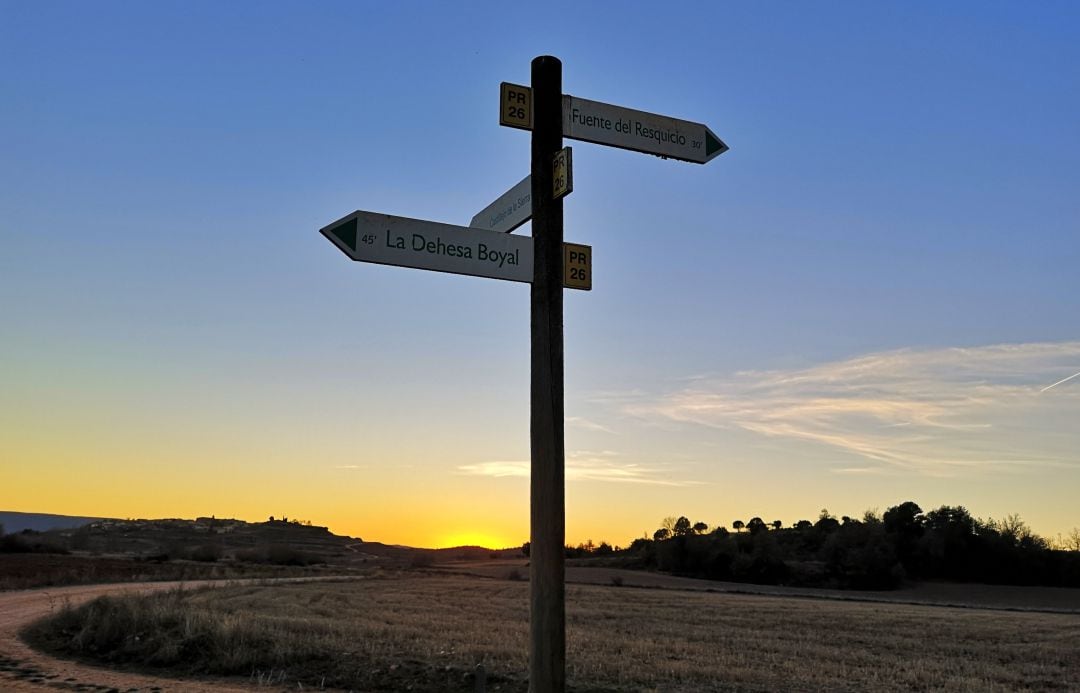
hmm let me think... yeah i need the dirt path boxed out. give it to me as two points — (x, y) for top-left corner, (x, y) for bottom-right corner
(0, 578), (348, 692)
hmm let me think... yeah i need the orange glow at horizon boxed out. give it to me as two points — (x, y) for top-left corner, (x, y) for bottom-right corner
(434, 531), (518, 550)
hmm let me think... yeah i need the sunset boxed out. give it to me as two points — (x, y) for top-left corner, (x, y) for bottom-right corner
(2, 2), (1078, 691)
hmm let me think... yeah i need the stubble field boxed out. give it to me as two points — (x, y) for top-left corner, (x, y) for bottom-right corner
(24, 572), (1080, 692)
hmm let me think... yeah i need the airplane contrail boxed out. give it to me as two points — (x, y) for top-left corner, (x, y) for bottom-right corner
(1040, 370), (1080, 393)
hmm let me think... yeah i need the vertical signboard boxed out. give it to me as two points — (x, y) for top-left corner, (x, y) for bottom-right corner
(500, 82), (532, 130)
(552, 147), (573, 200)
(562, 242), (591, 291)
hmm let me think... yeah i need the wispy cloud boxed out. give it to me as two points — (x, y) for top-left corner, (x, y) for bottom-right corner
(566, 416), (616, 434)
(459, 450), (703, 486)
(627, 342), (1080, 477)
(335, 464), (413, 470)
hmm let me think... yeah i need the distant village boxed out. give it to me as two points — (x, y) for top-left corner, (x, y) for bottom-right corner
(85, 516), (329, 535)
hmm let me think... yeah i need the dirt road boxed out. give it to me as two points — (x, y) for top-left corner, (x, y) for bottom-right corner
(0, 579), (334, 692)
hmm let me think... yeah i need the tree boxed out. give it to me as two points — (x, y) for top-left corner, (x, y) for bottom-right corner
(747, 517), (768, 534)
(692, 521), (709, 535)
(771, 520), (783, 531)
(521, 541), (530, 557)
(922, 505), (979, 580)
(653, 528), (671, 542)
(821, 521), (903, 589)
(992, 513), (1043, 548)
(883, 502), (924, 536)
(883, 501), (925, 571)
(815, 509), (840, 533)
(732, 520), (745, 533)
(794, 520), (813, 531)
(673, 516), (693, 537)
(1067, 528), (1080, 552)
(924, 505), (976, 535)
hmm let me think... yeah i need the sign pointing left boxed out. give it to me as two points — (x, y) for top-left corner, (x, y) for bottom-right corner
(470, 175), (532, 234)
(469, 147), (573, 234)
(321, 211), (533, 284)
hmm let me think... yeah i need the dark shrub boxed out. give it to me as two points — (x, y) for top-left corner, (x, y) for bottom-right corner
(189, 544), (222, 563)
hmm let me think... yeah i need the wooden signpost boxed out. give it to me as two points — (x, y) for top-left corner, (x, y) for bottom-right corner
(319, 55), (725, 693)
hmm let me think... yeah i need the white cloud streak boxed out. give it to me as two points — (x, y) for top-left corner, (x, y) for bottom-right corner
(566, 416), (616, 434)
(459, 451), (703, 487)
(627, 342), (1080, 477)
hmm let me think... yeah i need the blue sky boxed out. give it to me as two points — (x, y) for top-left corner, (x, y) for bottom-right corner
(2, 1), (1078, 547)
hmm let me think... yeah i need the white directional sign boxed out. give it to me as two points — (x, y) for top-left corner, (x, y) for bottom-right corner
(470, 175), (532, 234)
(321, 210), (533, 283)
(563, 95), (727, 164)
(499, 83), (728, 164)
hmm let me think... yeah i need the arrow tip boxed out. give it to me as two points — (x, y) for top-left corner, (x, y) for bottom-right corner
(325, 217), (358, 253)
(705, 129), (729, 159)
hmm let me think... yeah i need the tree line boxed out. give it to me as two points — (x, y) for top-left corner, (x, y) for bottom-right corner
(547, 502), (1080, 590)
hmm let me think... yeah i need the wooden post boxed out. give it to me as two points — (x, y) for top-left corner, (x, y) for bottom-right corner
(529, 54), (565, 693)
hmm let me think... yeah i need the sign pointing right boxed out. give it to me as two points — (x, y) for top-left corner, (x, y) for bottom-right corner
(563, 94), (728, 164)
(500, 82), (728, 164)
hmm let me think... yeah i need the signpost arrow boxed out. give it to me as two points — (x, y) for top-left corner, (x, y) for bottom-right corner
(321, 210), (533, 283)
(470, 149), (573, 234)
(564, 95), (727, 164)
(322, 210), (591, 291)
(470, 175), (532, 234)
(500, 83), (728, 164)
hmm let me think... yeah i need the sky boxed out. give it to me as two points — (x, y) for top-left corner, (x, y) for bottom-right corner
(2, 1), (1078, 549)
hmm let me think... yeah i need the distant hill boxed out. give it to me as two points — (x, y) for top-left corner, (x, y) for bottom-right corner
(0, 511), (108, 533)
(0, 512), (522, 566)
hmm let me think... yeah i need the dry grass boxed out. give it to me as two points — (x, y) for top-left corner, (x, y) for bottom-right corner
(24, 572), (1080, 692)
(567, 587), (1079, 691)
(0, 553), (346, 591)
